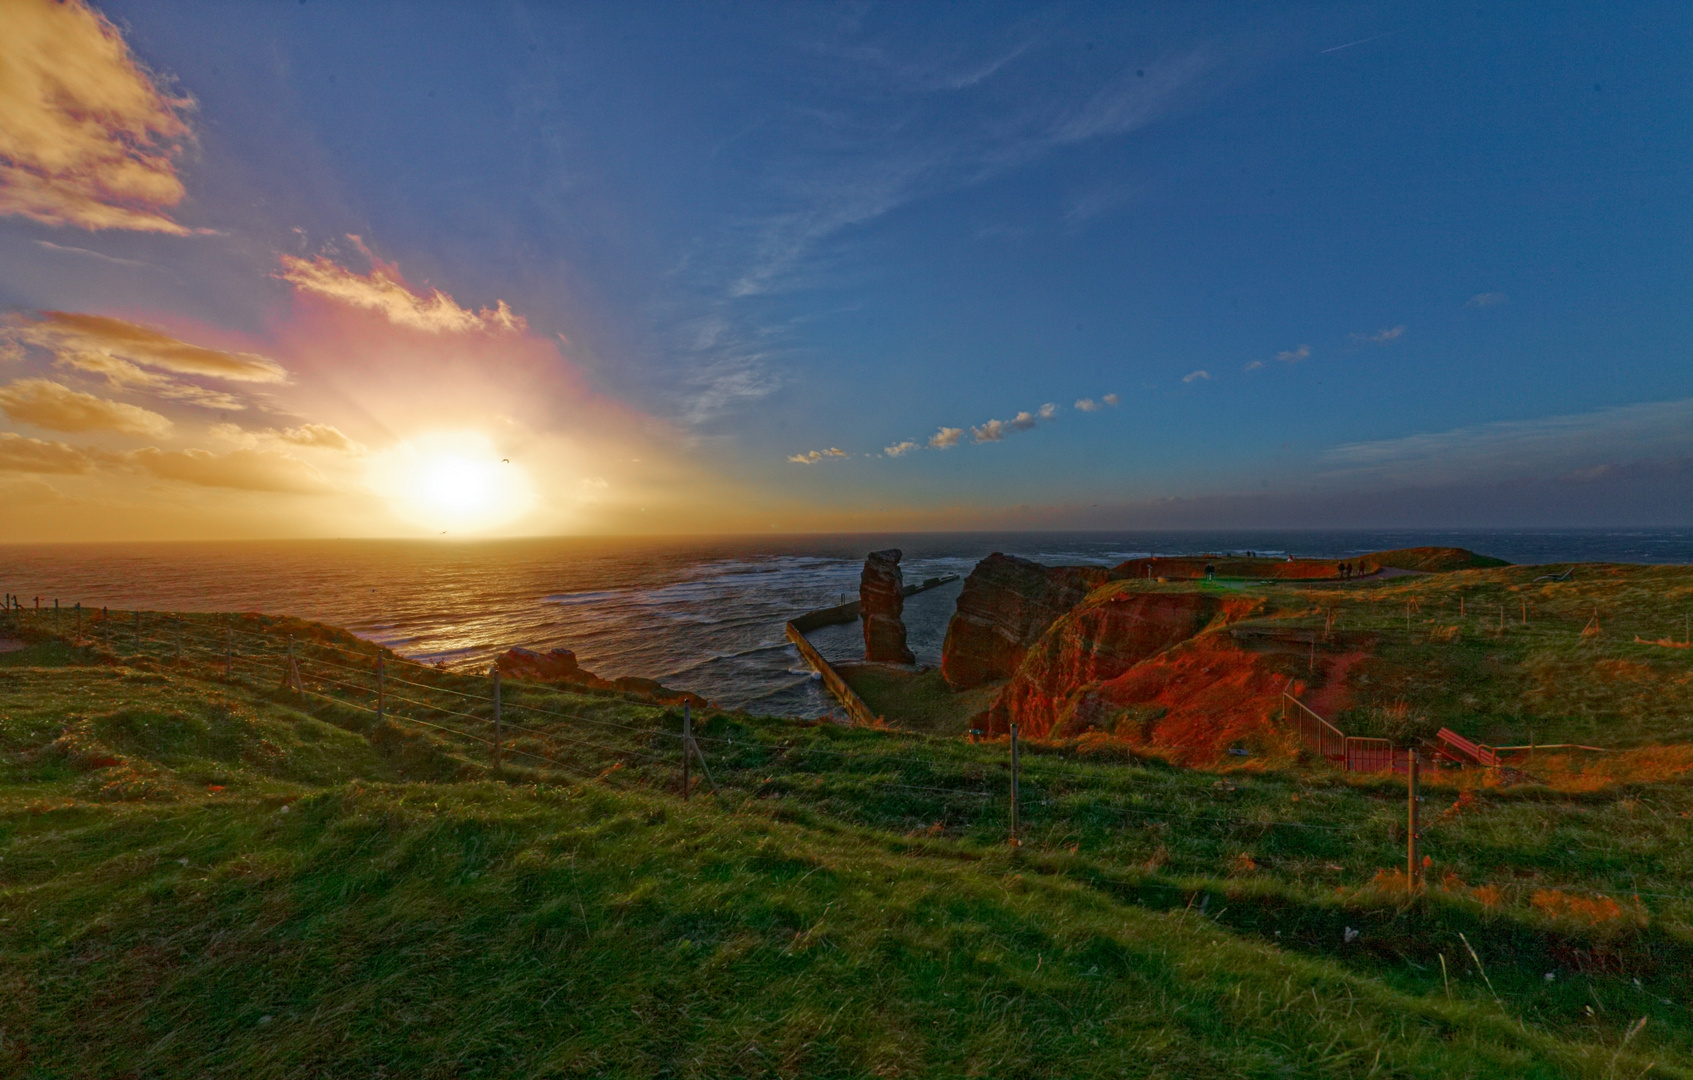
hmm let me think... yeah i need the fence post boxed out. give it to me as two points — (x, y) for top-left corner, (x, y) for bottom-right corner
(54, 598), (59, 636)
(175, 616), (183, 661)
(102, 607), (109, 648)
(376, 656), (385, 724)
(285, 635), (303, 694)
(491, 666), (502, 779)
(133, 610), (141, 653)
(223, 618), (232, 679)
(1009, 723), (1021, 845)
(1407, 751), (1421, 891)
(682, 702), (692, 800)
(75, 602), (81, 642)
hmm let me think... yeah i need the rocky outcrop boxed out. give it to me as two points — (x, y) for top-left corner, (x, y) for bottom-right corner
(940, 554), (1110, 689)
(495, 646), (709, 709)
(983, 587), (1228, 736)
(861, 548), (915, 664)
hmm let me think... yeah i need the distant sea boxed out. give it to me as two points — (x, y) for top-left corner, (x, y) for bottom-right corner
(5, 530), (1689, 717)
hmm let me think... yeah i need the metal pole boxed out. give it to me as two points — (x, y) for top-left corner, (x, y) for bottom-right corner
(1009, 723), (1020, 844)
(376, 656), (385, 723)
(491, 667), (502, 778)
(1407, 751), (1421, 891)
(682, 702), (692, 800)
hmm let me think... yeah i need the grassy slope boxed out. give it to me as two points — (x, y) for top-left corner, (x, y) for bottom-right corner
(836, 664), (1002, 736)
(2, 618), (1691, 1076)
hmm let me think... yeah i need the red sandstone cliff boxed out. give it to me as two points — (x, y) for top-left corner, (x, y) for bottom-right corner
(495, 646), (709, 709)
(940, 554), (1109, 689)
(984, 587), (1224, 735)
(861, 548), (915, 664)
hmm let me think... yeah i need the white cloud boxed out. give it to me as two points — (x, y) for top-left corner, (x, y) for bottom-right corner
(1276, 345), (1311, 363)
(1182, 370), (1210, 383)
(1075, 398), (1099, 412)
(972, 419), (1008, 442)
(883, 440), (918, 457)
(1467, 293), (1508, 308)
(1102, 393), (1119, 407)
(1038, 402), (1058, 420)
(929, 426), (964, 449)
(1350, 325), (1405, 345)
(787, 447), (848, 465)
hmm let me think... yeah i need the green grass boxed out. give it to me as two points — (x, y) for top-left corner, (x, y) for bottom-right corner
(2, 604), (1693, 1076)
(837, 664), (1003, 735)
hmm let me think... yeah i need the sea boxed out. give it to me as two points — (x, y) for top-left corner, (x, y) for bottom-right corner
(4, 530), (1690, 718)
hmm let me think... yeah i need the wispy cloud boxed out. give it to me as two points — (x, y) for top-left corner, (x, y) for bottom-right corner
(1075, 398), (1099, 412)
(279, 241), (526, 334)
(1182, 369), (1210, 383)
(1243, 360), (1263, 372)
(32, 240), (149, 268)
(0, 378), (172, 437)
(1323, 398), (1693, 485)
(1350, 325), (1405, 345)
(929, 426), (964, 449)
(787, 447), (848, 465)
(0, 0), (198, 234)
(1276, 345), (1310, 363)
(1467, 293), (1508, 308)
(883, 440), (918, 457)
(1102, 393), (1119, 406)
(211, 421), (364, 454)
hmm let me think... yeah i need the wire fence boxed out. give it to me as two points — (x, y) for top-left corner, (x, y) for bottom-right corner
(5, 595), (1689, 913)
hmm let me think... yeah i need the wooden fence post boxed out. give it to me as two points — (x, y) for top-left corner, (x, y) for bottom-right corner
(133, 610), (141, 653)
(376, 656), (385, 724)
(1407, 751), (1421, 891)
(491, 666), (503, 779)
(223, 618), (231, 679)
(682, 702), (692, 800)
(1009, 723), (1021, 845)
(285, 635), (303, 694)
(75, 602), (81, 641)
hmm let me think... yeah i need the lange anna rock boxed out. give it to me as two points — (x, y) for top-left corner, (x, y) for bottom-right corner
(860, 548), (915, 664)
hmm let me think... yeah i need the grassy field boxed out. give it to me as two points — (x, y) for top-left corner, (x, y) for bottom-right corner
(2, 590), (1692, 1077)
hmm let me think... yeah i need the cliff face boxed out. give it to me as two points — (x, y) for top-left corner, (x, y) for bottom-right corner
(984, 588), (1221, 735)
(940, 554), (1109, 689)
(495, 646), (709, 709)
(980, 587), (1292, 764)
(861, 548), (915, 664)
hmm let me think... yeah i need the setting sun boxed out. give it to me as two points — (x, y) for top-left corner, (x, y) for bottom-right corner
(370, 431), (535, 533)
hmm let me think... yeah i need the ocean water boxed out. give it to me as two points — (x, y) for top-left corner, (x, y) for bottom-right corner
(4, 530), (1689, 717)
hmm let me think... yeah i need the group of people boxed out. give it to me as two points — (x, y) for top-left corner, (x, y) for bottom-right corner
(1338, 561), (1367, 580)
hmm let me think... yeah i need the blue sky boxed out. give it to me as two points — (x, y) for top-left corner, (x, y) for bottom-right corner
(0, 1), (1688, 538)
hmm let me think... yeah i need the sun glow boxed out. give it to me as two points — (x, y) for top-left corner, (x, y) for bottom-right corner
(370, 431), (536, 533)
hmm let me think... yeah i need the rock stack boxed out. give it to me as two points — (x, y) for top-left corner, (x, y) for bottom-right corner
(860, 548), (915, 664)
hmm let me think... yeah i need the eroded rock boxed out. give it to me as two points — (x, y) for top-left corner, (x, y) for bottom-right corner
(861, 548), (915, 664)
(940, 554), (1109, 689)
(495, 646), (709, 709)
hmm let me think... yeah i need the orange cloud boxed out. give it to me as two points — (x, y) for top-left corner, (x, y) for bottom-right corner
(124, 446), (329, 493)
(278, 247), (527, 334)
(0, 378), (172, 437)
(0, 0), (195, 233)
(0, 432), (96, 474)
(8, 311), (287, 382)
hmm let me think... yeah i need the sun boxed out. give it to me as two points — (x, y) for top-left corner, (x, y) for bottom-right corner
(370, 430), (536, 533)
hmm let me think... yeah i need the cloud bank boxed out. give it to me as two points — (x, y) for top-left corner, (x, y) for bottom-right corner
(0, 378), (172, 437)
(787, 447), (847, 465)
(0, 0), (196, 233)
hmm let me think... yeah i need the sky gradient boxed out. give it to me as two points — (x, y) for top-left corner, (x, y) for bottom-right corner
(1, 0), (1689, 540)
